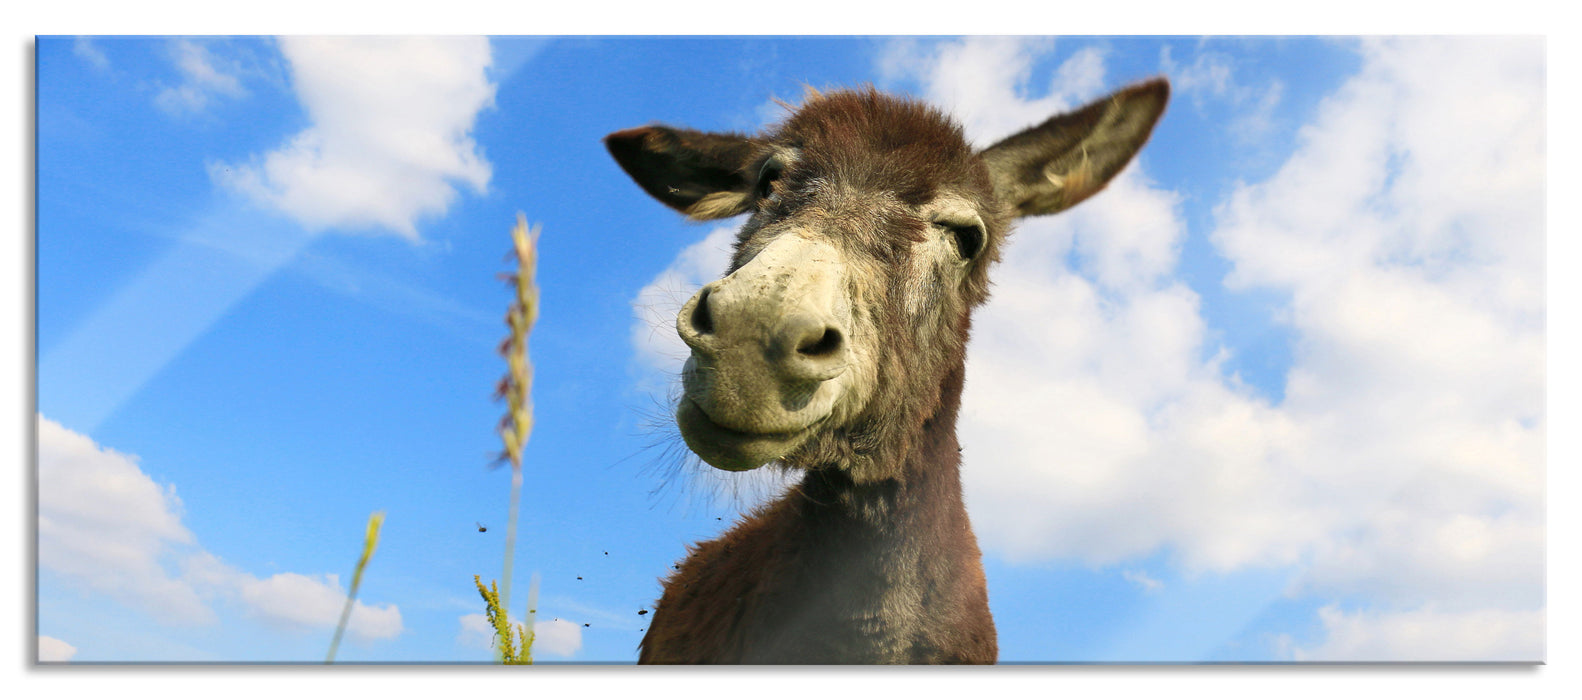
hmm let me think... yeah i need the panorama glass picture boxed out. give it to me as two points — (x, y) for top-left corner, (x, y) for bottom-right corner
(35, 35), (1544, 664)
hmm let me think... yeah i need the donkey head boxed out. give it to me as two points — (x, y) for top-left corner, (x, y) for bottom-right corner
(607, 80), (1168, 481)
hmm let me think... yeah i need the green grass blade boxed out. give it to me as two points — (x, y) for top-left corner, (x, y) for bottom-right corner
(326, 510), (385, 663)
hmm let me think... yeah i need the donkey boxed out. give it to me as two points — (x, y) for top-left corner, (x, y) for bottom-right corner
(605, 78), (1168, 664)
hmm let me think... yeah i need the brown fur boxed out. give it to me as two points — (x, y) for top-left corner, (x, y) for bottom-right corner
(604, 80), (1168, 664)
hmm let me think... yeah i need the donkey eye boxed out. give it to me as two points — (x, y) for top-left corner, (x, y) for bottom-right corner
(755, 158), (784, 204)
(941, 222), (985, 261)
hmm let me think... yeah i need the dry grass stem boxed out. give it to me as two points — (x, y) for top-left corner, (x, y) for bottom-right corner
(479, 213), (540, 664)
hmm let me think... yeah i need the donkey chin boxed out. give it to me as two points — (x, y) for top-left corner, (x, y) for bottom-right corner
(675, 395), (813, 472)
(674, 340), (860, 471)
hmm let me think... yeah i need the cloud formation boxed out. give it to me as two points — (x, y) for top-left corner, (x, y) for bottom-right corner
(456, 613), (583, 658)
(38, 636), (78, 663)
(1159, 44), (1283, 140)
(1122, 570), (1163, 593)
(73, 37), (109, 72)
(214, 36), (496, 240)
(630, 225), (738, 381)
(879, 36), (1105, 148)
(154, 39), (248, 116)
(38, 415), (211, 624)
(37, 416), (404, 642)
(883, 36), (1543, 660)
(1290, 605), (1544, 662)
(182, 552), (402, 640)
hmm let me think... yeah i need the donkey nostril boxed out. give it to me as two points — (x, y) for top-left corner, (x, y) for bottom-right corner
(797, 327), (843, 358)
(690, 287), (715, 336)
(771, 314), (847, 381)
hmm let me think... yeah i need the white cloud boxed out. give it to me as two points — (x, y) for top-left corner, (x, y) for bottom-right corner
(37, 416), (404, 643)
(457, 612), (583, 658)
(154, 39), (247, 116)
(1237, 81), (1284, 141)
(881, 37), (1105, 148)
(237, 570), (402, 640)
(1290, 605), (1544, 662)
(881, 36), (1543, 660)
(1212, 35), (1546, 618)
(37, 415), (211, 624)
(1122, 570), (1163, 593)
(73, 37), (109, 71)
(631, 225), (737, 381)
(532, 618), (585, 657)
(1160, 45), (1234, 98)
(456, 612), (493, 648)
(1159, 44), (1283, 141)
(38, 636), (78, 663)
(214, 36), (495, 240)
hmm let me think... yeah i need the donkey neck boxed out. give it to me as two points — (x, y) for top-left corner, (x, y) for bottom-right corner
(740, 363), (979, 662)
(792, 361), (970, 538)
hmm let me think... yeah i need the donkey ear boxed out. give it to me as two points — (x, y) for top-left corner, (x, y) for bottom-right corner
(980, 78), (1169, 218)
(604, 126), (764, 221)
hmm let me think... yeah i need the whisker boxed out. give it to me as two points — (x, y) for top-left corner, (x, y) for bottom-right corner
(620, 374), (789, 517)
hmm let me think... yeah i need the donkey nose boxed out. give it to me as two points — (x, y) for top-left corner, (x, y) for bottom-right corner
(677, 282), (847, 382)
(677, 284), (718, 354)
(772, 313), (848, 382)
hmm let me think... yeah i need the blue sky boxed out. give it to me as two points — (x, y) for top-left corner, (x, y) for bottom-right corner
(34, 35), (1547, 664)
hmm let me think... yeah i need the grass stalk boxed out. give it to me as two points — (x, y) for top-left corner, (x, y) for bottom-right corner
(482, 213), (540, 663)
(475, 575), (535, 664)
(326, 510), (385, 663)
